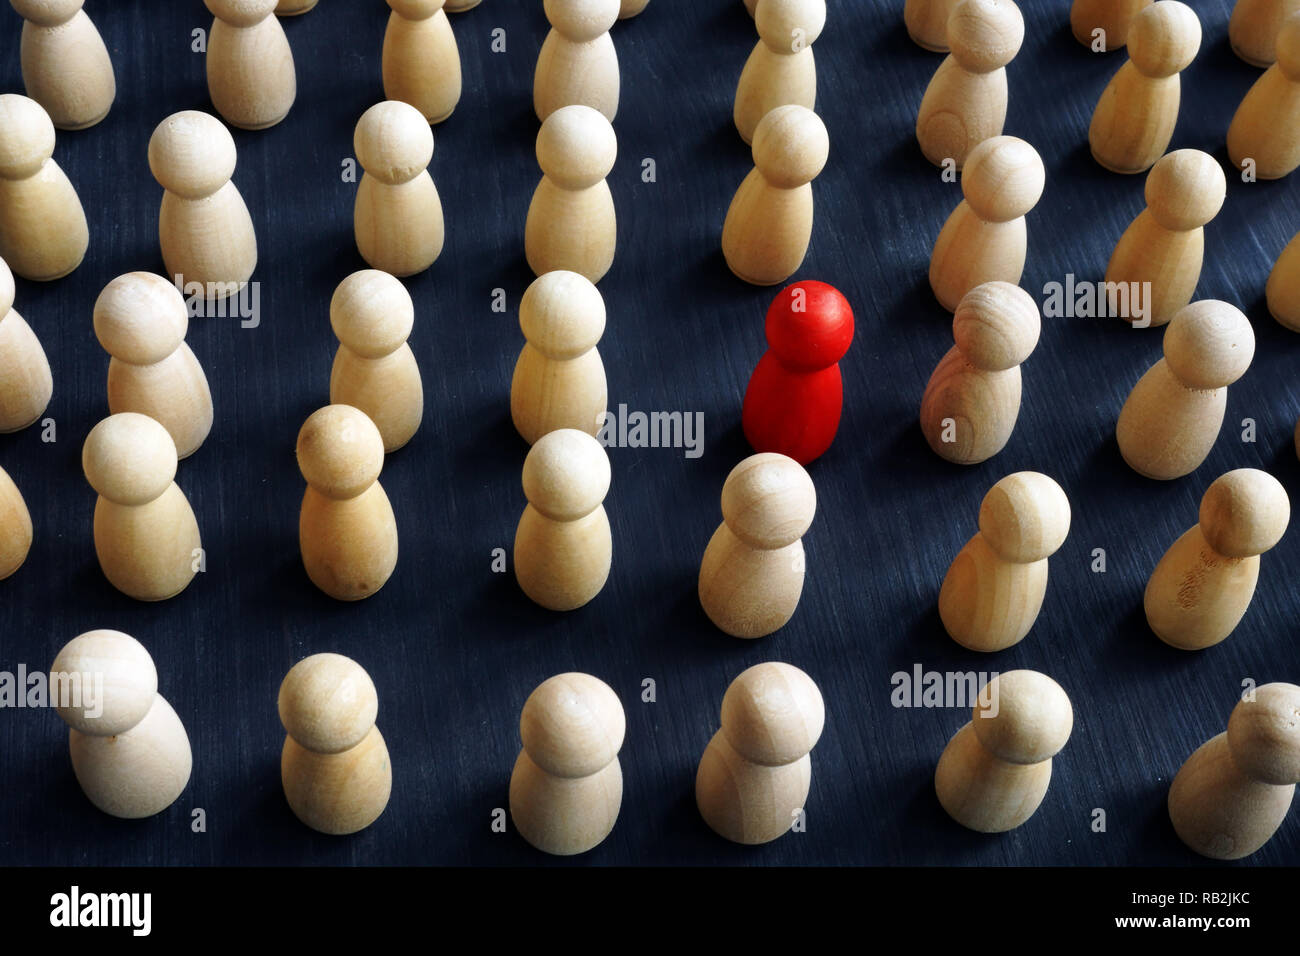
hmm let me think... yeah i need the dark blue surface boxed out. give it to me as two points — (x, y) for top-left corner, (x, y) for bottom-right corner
(0, 0), (1297, 866)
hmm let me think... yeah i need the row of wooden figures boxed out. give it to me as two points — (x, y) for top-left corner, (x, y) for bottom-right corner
(7, 0), (650, 134)
(42, 631), (1300, 860)
(908, 0), (1300, 180)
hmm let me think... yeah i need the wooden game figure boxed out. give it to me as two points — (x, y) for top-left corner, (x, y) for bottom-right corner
(1227, 13), (1300, 180)
(734, 0), (827, 145)
(510, 270), (607, 445)
(1169, 682), (1300, 859)
(1230, 0), (1299, 67)
(514, 428), (612, 610)
(929, 135), (1044, 312)
(93, 273), (214, 460)
(297, 405), (398, 601)
(905, 0), (961, 52)
(935, 670), (1072, 832)
(619, 0), (648, 16)
(383, 0), (462, 125)
(742, 280), (854, 465)
(525, 105), (617, 284)
(11, 0), (115, 130)
(279, 653), (392, 835)
(354, 100), (445, 278)
(1070, 0), (1151, 51)
(205, 0), (296, 130)
(920, 281), (1039, 465)
(1145, 469), (1289, 650)
(51, 630), (191, 818)
(509, 672), (624, 855)
(938, 471), (1071, 652)
(0, 94), (88, 282)
(329, 270), (423, 453)
(1104, 149), (1226, 328)
(534, 0), (620, 122)
(0, 466), (32, 581)
(1116, 300), (1254, 480)
(721, 104), (829, 287)
(916, 0), (1025, 169)
(696, 662), (825, 844)
(276, 0), (317, 13)
(1088, 1), (1201, 174)
(149, 110), (257, 299)
(699, 453), (816, 638)
(0, 255), (53, 433)
(1267, 228), (1300, 330)
(82, 413), (201, 602)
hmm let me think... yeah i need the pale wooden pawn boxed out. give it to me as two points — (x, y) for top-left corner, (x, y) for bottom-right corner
(1267, 228), (1300, 330)
(939, 471), (1070, 651)
(205, 0), (296, 130)
(0, 255), (53, 433)
(509, 673), (624, 855)
(94, 273), (213, 460)
(354, 100), (445, 278)
(82, 413), (201, 602)
(699, 452), (816, 638)
(51, 630), (191, 819)
(722, 104), (828, 287)
(383, 0), (462, 125)
(1227, 13), (1300, 180)
(510, 270), (607, 445)
(297, 405), (398, 601)
(329, 270), (424, 453)
(1169, 683), (1300, 859)
(1104, 149), (1226, 328)
(0, 94), (88, 282)
(1116, 300), (1254, 480)
(1145, 469), (1289, 650)
(734, 0), (826, 145)
(279, 653), (391, 834)
(905, 0), (962, 52)
(276, 0), (317, 13)
(1230, 0), (1300, 67)
(149, 110), (257, 299)
(534, 0), (620, 122)
(514, 428), (611, 611)
(935, 670), (1072, 832)
(525, 105), (617, 283)
(0, 466), (33, 580)
(929, 135), (1044, 312)
(920, 281), (1039, 464)
(1070, 0), (1151, 51)
(1089, 1), (1201, 174)
(916, 0), (1025, 169)
(618, 0), (648, 16)
(697, 662), (824, 844)
(11, 0), (115, 130)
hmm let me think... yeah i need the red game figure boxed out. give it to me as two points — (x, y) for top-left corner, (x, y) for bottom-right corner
(742, 281), (854, 465)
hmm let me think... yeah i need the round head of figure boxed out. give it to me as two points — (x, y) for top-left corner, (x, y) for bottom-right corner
(0, 94), (56, 180)
(764, 280), (854, 371)
(82, 413), (179, 505)
(752, 104), (829, 189)
(536, 105), (617, 189)
(148, 110), (237, 199)
(296, 405), (386, 499)
(1162, 300), (1254, 389)
(520, 270), (606, 359)
(756, 0), (827, 54)
(978, 471), (1071, 563)
(953, 281), (1040, 371)
(330, 270), (415, 359)
(278, 653), (380, 754)
(204, 0), (278, 27)
(972, 670), (1073, 764)
(1144, 150), (1225, 232)
(522, 428), (611, 521)
(50, 630), (158, 737)
(720, 662), (825, 766)
(354, 100), (434, 185)
(961, 136), (1045, 223)
(1127, 0), (1201, 78)
(947, 0), (1025, 73)
(543, 0), (620, 40)
(1198, 468), (1290, 559)
(93, 273), (189, 365)
(1226, 682), (1300, 786)
(519, 672), (625, 777)
(720, 453), (816, 549)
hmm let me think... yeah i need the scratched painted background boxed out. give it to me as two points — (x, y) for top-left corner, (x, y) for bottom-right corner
(0, 0), (1297, 866)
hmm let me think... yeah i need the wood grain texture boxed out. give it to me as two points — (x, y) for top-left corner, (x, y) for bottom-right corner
(0, 0), (1297, 866)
